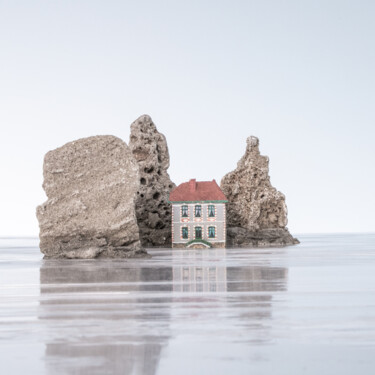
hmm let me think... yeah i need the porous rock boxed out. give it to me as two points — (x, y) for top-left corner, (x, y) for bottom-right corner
(36, 135), (148, 258)
(221, 136), (298, 247)
(129, 115), (175, 247)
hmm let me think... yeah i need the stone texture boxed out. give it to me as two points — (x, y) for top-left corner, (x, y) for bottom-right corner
(221, 136), (298, 247)
(36, 135), (148, 258)
(129, 115), (176, 247)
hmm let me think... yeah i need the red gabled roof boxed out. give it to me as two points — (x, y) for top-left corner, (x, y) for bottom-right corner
(169, 179), (228, 202)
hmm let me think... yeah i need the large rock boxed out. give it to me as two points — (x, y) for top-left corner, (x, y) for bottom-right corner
(129, 115), (175, 247)
(221, 136), (298, 247)
(36, 135), (147, 258)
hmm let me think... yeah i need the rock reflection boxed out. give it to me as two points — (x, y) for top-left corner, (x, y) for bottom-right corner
(39, 260), (172, 375)
(226, 266), (288, 325)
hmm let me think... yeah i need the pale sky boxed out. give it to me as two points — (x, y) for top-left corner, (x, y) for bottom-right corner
(0, 0), (374, 236)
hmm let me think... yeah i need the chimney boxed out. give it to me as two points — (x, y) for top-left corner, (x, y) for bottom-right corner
(189, 179), (196, 192)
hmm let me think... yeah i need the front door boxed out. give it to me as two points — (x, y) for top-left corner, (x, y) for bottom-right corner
(195, 226), (202, 239)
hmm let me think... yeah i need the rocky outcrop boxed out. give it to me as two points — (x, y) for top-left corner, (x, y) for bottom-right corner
(129, 115), (175, 247)
(226, 227), (298, 247)
(221, 136), (298, 247)
(36, 135), (147, 258)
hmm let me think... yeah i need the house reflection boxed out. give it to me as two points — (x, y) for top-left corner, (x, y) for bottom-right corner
(172, 249), (287, 294)
(172, 249), (227, 293)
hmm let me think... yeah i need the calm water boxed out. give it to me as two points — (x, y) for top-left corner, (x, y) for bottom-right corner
(0, 234), (375, 374)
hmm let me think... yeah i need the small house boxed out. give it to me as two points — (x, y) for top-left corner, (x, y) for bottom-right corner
(169, 179), (228, 248)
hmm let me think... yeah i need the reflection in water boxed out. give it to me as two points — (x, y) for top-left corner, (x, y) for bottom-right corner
(39, 261), (173, 375)
(227, 266), (288, 325)
(172, 249), (288, 337)
(172, 249), (228, 293)
(39, 250), (288, 374)
(172, 249), (287, 290)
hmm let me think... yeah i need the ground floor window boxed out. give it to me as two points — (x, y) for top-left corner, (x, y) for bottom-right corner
(195, 226), (202, 239)
(208, 226), (216, 238)
(182, 227), (189, 239)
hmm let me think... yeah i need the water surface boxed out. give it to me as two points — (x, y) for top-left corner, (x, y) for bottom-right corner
(1, 234), (374, 374)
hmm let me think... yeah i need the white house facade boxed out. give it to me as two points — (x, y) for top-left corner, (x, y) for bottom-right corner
(169, 179), (227, 249)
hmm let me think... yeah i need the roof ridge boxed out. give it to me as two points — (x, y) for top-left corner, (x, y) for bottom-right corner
(169, 179), (228, 202)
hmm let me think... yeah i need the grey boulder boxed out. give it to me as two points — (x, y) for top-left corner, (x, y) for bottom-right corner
(36, 135), (147, 258)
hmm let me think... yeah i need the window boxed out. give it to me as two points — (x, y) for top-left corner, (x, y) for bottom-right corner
(195, 226), (202, 239)
(195, 205), (201, 217)
(181, 205), (188, 217)
(208, 226), (216, 238)
(182, 227), (189, 239)
(208, 205), (215, 217)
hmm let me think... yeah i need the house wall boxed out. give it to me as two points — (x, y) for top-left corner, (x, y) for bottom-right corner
(171, 203), (226, 247)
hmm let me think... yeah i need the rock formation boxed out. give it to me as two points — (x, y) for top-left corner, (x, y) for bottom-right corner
(129, 115), (175, 247)
(36, 135), (147, 258)
(221, 136), (298, 247)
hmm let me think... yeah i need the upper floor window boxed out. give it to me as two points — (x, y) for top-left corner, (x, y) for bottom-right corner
(194, 205), (202, 217)
(181, 205), (188, 217)
(208, 226), (216, 238)
(182, 227), (189, 239)
(208, 205), (215, 217)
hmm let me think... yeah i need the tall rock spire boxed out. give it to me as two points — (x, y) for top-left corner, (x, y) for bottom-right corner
(221, 136), (298, 247)
(129, 115), (176, 247)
